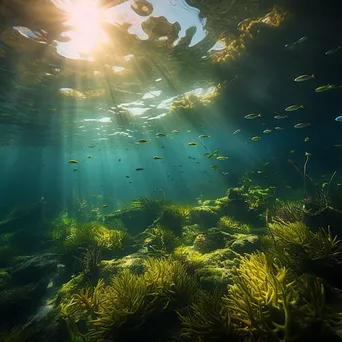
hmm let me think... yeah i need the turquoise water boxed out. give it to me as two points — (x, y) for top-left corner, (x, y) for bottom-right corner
(1, 0), (342, 341)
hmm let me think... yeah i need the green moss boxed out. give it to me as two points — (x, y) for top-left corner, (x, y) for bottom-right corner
(218, 216), (251, 234)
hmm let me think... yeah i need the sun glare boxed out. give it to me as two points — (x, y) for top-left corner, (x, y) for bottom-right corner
(64, 0), (107, 55)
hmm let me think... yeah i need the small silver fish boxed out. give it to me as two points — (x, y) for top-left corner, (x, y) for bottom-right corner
(294, 74), (315, 82)
(294, 122), (310, 129)
(274, 114), (288, 119)
(285, 104), (304, 112)
(245, 113), (262, 119)
(325, 46), (341, 55)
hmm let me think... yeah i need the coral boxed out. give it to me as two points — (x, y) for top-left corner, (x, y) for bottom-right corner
(178, 290), (234, 341)
(225, 252), (341, 341)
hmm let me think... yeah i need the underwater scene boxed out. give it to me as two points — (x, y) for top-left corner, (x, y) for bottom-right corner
(1, 0), (342, 340)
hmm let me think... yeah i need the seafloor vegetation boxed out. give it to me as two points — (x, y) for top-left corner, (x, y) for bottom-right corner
(1, 176), (342, 342)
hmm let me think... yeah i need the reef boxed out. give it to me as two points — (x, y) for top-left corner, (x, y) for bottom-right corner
(1, 183), (342, 341)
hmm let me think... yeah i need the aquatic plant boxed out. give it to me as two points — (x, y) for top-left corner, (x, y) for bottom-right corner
(145, 226), (180, 254)
(173, 246), (206, 271)
(59, 258), (198, 341)
(153, 204), (190, 235)
(77, 247), (101, 287)
(131, 196), (166, 217)
(178, 290), (233, 341)
(225, 252), (340, 341)
(272, 200), (304, 223)
(143, 258), (199, 311)
(218, 216), (250, 234)
(62, 221), (130, 260)
(267, 221), (341, 269)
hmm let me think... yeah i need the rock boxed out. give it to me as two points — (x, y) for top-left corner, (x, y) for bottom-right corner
(106, 209), (157, 235)
(230, 235), (261, 254)
(189, 206), (219, 228)
(195, 265), (234, 290)
(193, 228), (226, 254)
(0, 280), (47, 326)
(11, 253), (60, 285)
(100, 253), (145, 279)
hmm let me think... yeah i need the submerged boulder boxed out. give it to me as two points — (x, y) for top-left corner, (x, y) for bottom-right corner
(230, 234), (261, 254)
(189, 206), (219, 228)
(10, 253), (60, 285)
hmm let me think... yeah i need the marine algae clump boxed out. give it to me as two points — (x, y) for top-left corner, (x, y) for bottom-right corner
(225, 251), (341, 341)
(60, 258), (199, 341)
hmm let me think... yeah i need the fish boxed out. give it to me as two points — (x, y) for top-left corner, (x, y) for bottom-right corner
(304, 137), (310, 143)
(198, 134), (210, 138)
(285, 36), (308, 49)
(216, 156), (228, 160)
(102, 205), (108, 208)
(294, 74), (315, 82)
(188, 142), (198, 146)
(325, 46), (341, 55)
(135, 168), (144, 171)
(251, 136), (261, 142)
(137, 139), (148, 143)
(285, 104), (304, 112)
(315, 84), (336, 92)
(172, 130), (180, 133)
(156, 133), (167, 137)
(233, 129), (241, 134)
(245, 113), (262, 119)
(263, 129), (272, 134)
(295, 36), (308, 44)
(335, 116), (342, 122)
(275, 127), (284, 131)
(68, 159), (79, 164)
(294, 123), (310, 129)
(153, 156), (163, 160)
(87, 155), (92, 158)
(210, 165), (221, 171)
(274, 114), (288, 119)
(208, 150), (219, 159)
